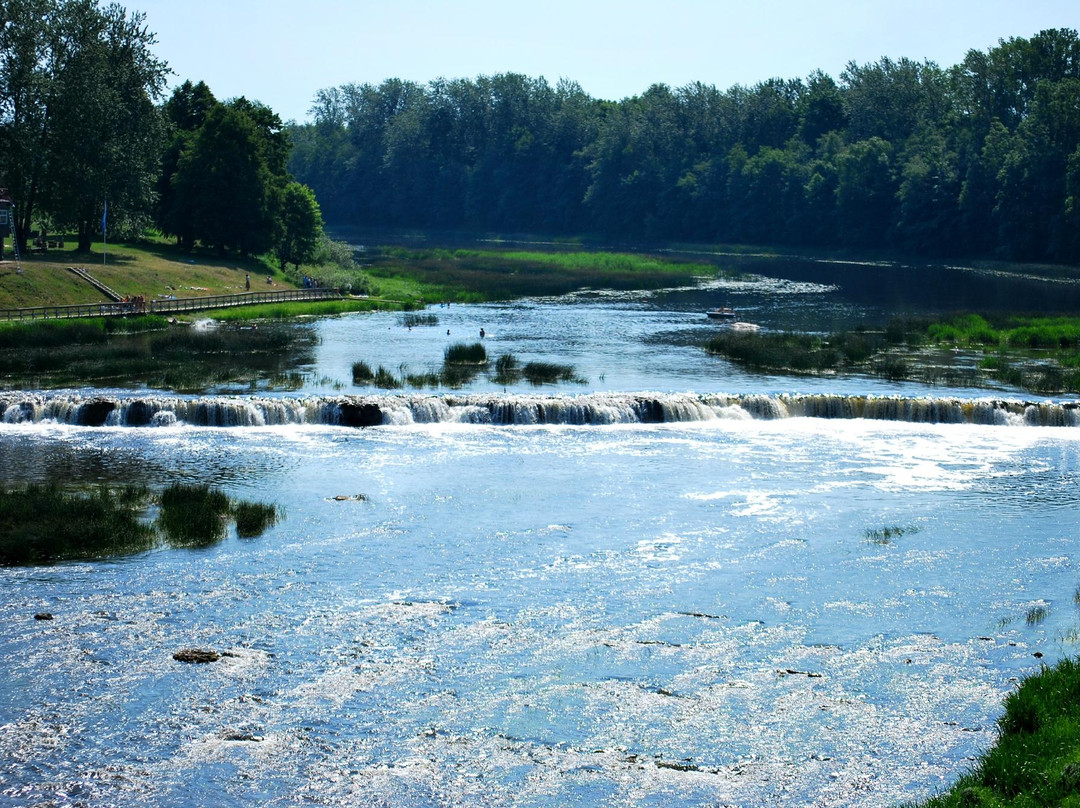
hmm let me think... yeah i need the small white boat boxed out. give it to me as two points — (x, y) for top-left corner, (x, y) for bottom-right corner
(706, 307), (736, 320)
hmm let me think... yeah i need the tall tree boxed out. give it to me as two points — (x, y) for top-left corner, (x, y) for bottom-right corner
(41, 1), (168, 250)
(172, 104), (277, 255)
(0, 0), (167, 251)
(276, 180), (322, 270)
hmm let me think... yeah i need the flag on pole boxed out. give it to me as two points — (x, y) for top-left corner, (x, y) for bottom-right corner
(101, 200), (107, 234)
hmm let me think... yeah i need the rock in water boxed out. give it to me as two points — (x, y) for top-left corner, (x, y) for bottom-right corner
(33, 613), (53, 621)
(173, 648), (220, 663)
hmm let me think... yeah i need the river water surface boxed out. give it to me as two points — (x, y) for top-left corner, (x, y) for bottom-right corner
(2, 267), (1079, 807)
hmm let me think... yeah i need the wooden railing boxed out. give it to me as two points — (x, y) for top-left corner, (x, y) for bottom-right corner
(0, 288), (345, 322)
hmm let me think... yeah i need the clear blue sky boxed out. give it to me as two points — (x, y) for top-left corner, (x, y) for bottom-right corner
(124, 0), (1079, 123)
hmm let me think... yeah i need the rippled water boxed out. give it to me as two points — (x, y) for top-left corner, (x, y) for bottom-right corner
(2, 273), (1080, 807)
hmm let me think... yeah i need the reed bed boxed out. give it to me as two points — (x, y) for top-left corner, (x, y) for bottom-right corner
(0, 483), (280, 565)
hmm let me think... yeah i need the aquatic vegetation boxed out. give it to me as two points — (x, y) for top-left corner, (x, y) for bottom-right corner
(373, 366), (402, 389)
(493, 353), (521, 384)
(913, 657), (1080, 807)
(366, 247), (720, 301)
(0, 484), (156, 565)
(1025, 604), (1050, 625)
(705, 314), (1080, 393)
(865, 524), (920, 545)
(402, 312), (439, 327)
(444, 341), (488, 364)
(352, 361), (403, 388)
(352, 360), (374, 384)
(0, 315), (170, 349)
(233, 501), (281, 538)
(705, 331), (843, 372)
(0, 483), (281, 565)
(522, 361), (582, 385)
(0, 320), (319, 393)
(156, 484), (233, 547)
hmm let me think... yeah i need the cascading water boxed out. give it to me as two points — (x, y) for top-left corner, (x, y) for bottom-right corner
(1, 391), (1076, 429)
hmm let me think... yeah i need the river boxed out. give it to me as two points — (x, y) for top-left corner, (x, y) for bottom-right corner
(1, 264), (1079, 806)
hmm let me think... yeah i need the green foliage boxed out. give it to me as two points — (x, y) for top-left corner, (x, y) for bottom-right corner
(231, 501), (280, 539)
(0, 484), (155, 564)
(913, 658), (1080, 807)
(0, 483), (279, 564)
(277, 181), (324, 270)
(0, 0), (168, 251)
(291, 29), (1080, 263)
(156, 484), (231, 547)
(444, 342), (487, 364)
(351, 360), (374, 384)
(493, 352), (521, 384)
(0, 320), (318, 393)
(171, 104), (280, 256)
(521, 361), (580, 385)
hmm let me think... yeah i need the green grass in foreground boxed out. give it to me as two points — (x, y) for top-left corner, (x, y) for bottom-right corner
(911, 657), (1080, 807)
(0, 483), (280, 564)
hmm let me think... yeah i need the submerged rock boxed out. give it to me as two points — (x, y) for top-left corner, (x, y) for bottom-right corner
(76, 398), (117, 427)
(173, 648), (220, 664)
(33, 612), (53, 621)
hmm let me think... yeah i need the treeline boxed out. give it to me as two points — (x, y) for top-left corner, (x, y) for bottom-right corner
(289, 29), (1080, 264)
(0, 0), (321, 268)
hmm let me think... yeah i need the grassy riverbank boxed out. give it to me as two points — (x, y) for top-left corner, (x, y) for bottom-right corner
(911, 657), (1080, 807)
(0, 237), (725, 312)
(361, 246), (724, 302)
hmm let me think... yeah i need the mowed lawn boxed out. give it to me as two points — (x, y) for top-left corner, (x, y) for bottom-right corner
(0, 242), (293, 310)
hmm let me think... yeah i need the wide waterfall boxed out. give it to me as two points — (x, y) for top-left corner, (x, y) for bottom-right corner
(1, 391), (1078, 428)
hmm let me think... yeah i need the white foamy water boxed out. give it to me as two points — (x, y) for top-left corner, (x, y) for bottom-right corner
(1, 417), (1078, 807)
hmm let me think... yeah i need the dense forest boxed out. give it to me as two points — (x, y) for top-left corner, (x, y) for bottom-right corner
(3, 3), (1079, 267)
(289, 28), (1080, 264)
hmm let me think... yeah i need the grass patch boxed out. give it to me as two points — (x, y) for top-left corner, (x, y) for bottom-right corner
(402, 312), (439, 327)
(364, 247), (722, 302)
(156, 483), (232, 547)
(232, 501), (280, 538)
(705, 314), (1080, 394)
(522, 361), (582, 385)
(0, 320), (318, 393)
(493, 353), (521, 384)
(351, 348), (584, 390)
(0, 483), (156, 564)
(0, 482), (280, 564)
(444, 342), (488, 364)
(351, 361), (402, 388)
(1026, 605), (1050, 626)
(911, 657), (1080, 807)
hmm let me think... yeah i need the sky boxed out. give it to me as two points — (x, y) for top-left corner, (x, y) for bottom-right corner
(123, 0), (1080, 124)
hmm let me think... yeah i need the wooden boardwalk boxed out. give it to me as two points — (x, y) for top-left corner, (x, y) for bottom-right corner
(0, 287), (347, 322)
